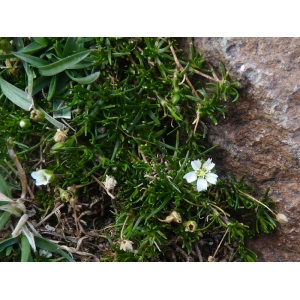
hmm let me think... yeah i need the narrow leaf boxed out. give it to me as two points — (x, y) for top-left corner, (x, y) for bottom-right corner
(22, 225), (36, 252)
(33, 37), (50, 45)
(13, 38), (24, 50)
(65, 70), (100, 84)
(38, 50), (91, 76)
(32, 76), (51, 95)
(12, 52), (49, 67)
(63, 37), (82, 57)
(47, 74), (57, 101)
(0, 173), (12, 198)
(21, 234), (31, 262)
(53, 99), (71, 119)
(34, 235), (75, 262)
(0, 77), (32, 110)
(18, 41), (47, 54)
(146, 195), (171, 220)
(0, 211), (11, 231)
(35, 104), (64, 129)
(0, 54), (14, 60)
(0, 236), (19, 251)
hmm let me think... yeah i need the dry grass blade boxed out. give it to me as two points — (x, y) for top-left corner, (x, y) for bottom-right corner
(59, 244), (100, 262)
(7, 138), (28, 199)
(35, 203), (65, 228)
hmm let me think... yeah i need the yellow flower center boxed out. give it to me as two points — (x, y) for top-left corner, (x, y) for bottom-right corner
(196, 168), (207, 178)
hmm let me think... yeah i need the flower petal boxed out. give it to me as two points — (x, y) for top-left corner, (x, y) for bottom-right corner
(31, 169), (54, 186)
(35, 179), (48, 186)
(183, 171), (197, 183)
(203, 158), (215, 171)
(31, 170), (44, 180)
(191, 159), (201, 171)
(197, 178), (208, 192)
(206, 173), (218, 185)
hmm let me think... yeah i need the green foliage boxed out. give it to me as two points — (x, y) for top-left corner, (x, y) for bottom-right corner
(0, 37), (279, 262)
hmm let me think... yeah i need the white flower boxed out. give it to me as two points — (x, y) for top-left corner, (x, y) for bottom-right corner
(39, 249), (52, 258)
(31, 169), (54, 186)
(103, 175), (117, 191)
(183, 158), (218, 192)
(120, 239), (134, 252)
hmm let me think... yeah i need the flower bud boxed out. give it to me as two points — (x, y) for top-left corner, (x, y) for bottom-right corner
(30, 108), (45, 122)
(120, 239), (134, 252)
(208, 256), (215, 262)
(19, 118), (31, 128)
(54, 129), (67, 143)
(276, 213), (288, 224)
(58, 187), (71, 202)
(185, 220), (197, 232)
(158, 211), (182, 223)
(171, 93), (181, 104)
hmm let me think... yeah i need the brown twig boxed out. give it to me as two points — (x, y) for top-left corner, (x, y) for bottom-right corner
(212, 228), (229, 259)
(194, 242), (203, 262)
(38, 230), (78, 243)
(35, 203), (65, 228)
(191, 68), (218, 82)
(172, 243), (193, 262)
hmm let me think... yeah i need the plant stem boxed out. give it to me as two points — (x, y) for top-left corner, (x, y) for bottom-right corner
(238, 190), (276, 216)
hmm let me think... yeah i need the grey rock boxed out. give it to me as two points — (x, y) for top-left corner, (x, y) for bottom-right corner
(178, 37), (300, 261)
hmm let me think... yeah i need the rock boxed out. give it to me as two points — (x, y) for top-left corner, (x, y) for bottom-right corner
(178, 38), (300, 261)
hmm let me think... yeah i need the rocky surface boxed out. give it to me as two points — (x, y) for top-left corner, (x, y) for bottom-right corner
(179, 37), (300, 261)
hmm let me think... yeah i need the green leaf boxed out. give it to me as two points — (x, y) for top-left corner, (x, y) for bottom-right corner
(35, 104), (64, 129)
(34, 235), (75, 262)
(0, 236), (19, 251)
(68, 60), (93, 69)
(53, 98), (71, 119)
(146, 195), (171, 221)
(13, 38), (24, 50)
(38, 50), (91, 76)
(12, 52), (49, 67)
(63, 37), (83, 57)
(0, 173), (12, 198)
(0, 77), (32, 110)
(24, 63), (35, 98)
(32, 76), (51, 95)
(33, 37), (50, 45)
(0, 211), (11, 231)
(47, 74), (57, 101)
(0, 54), (14, 60)
(18, 41), (47, 54)
(65, 70), (100, 84)
(21, 234), (31, 262)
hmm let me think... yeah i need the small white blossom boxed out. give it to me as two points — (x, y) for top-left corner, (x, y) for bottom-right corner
(120, 239), (134, 252)
(39, 249), (52, 258)
(183, 158), (218, 192)
(103, 175), (117, 191)
(31, 169), (54, 186)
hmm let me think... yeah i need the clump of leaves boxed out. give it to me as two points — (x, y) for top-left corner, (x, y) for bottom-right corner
(0, 37), (286, 262)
